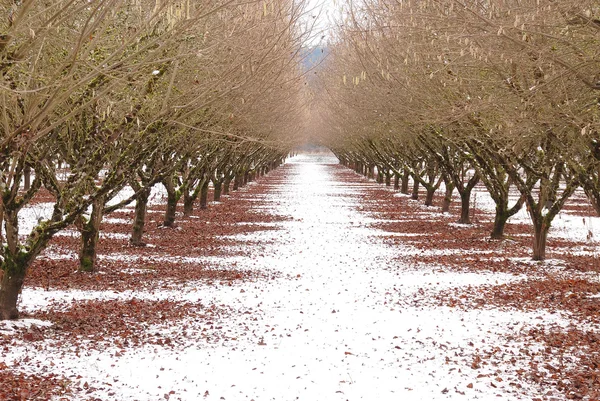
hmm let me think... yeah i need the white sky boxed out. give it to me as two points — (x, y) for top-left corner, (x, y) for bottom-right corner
(303, 0), (340, 45)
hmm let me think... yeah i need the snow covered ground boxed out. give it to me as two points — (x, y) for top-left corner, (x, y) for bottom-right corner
(2, 152), (595, 400)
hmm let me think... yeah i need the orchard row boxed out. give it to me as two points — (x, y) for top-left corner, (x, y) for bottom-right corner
(0, 0), (310, 320)
(313, 0), (599, 261)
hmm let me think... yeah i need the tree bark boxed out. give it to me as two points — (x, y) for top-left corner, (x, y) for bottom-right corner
(223, 178), (231, 195)
(4, 210), (19, 255)
(163, 179), (178, 227)
(441, 183), (454, 213)
(0, 207), (4, 243)
(479, 176), (524, 239)
(233, 175), (241, 191)
(0, 255), (28, 320)
(213, 181), (222, 202)
(1, 211), (27, 319)
(401, 170), (410, 194)
(532, 221), (550, 261)
(425, 187), (435, 206)
(385, 171), (391, 187)
(393, 173), (400, 191)
(183, 191), (195, 217)
(130, 187), (151, 246)
(455, 174), (479, 224)
(0, 219), (54, 320)
(79, 196), (105, 272)
(491, 208), (509, 239)
(199, 180), (209, 209)
(411, 176), (419, 200)
(458, 192), (472, 224)
(23, 166), (31, 191)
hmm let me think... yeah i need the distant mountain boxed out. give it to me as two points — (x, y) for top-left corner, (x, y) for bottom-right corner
(300, 46), (329, 71)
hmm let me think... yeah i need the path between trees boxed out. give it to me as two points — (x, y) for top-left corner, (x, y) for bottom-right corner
(1, 152), (598, 400)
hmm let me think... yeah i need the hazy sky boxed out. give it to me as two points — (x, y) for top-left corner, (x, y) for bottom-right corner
(303, 0), (339, 45)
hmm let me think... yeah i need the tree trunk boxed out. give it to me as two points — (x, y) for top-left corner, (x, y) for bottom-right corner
(199, 180), (209, 209)
(130, 187), (151, 246)
(385, 172), (391, 187)
(393, 173), (400, 191)
(458, 192), (472, 224)
(532, 221), (550, 261)
(491, 208), (509, 239)
(0, 256), (28, 320)
(214, 181), (223, 202)
(23, 166), (31, 191)
(163, 180), (178, 227)
(79, 196), (105, 272)
(0, 208), (4, 243)
(183, 191), (194, 217)
(223, 178), (231, 195)
(368, 165), (375, 179)
(233, 175), (241, 191)
(411, 177), (420, 200)
(4, 210), (18, 255)
(425, 187), (435, 207)
(376, 172), (383, 184)
(401, 171), (410, 194)
(441, 184), (454, 213)
(0, 211), (51, 320)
